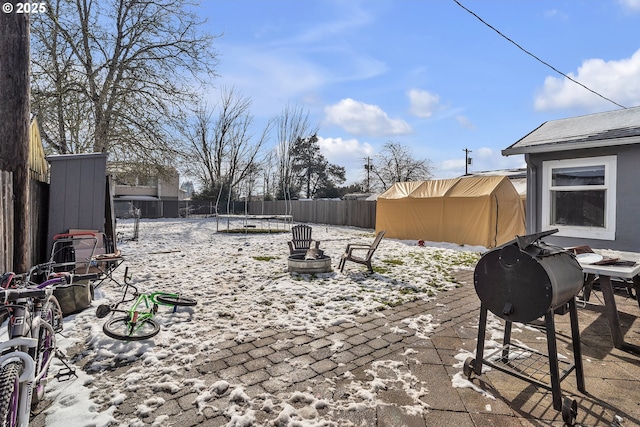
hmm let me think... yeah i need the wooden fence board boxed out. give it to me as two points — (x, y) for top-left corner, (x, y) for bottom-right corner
(1, 171), (13, 272)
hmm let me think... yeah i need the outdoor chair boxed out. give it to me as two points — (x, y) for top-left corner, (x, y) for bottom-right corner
(338, 230), (386, 273)
(49, 232), (99, 274)
(288, 224), (320, 255)
(76, 230), (124, 288)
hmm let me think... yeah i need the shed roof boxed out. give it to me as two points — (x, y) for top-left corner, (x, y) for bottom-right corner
(503, 106), (640, 156)
(377, 175), (511, 200)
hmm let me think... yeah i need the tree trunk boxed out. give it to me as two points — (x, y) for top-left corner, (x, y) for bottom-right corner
(0, 6), (31, 272)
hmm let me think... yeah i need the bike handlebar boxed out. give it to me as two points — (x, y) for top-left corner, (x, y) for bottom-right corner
(38, 273), (100, 288)
(3, 269), (100, 292)
(1, 286), (53, 302)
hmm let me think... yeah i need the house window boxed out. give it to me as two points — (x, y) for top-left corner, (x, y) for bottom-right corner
(542, 156), (616, 240)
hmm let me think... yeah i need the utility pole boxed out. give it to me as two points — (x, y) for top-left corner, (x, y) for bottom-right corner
(0, 3), (31, 272)
(463, 148), (472, 176)
(364, 157), (373, 193)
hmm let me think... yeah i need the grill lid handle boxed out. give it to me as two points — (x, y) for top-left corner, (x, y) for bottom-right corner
(502, 302), (514, 316)
(516, 229), (558, 251)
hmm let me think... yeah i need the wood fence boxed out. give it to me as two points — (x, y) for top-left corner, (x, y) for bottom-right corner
(1, 171), (12, 272)
(0, 170), (49, 272)
(170, 199), (376, 229)
(236, 199), (376, 229)
(127, 199), (377, 229)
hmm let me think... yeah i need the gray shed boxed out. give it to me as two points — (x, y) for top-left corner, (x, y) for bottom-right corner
(503, 106), (640, 252)
(46, 153), (109, 255)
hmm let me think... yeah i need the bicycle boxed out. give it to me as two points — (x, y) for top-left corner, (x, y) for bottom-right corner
(0, 271), (75, 426)
(95, 268), (196, 341)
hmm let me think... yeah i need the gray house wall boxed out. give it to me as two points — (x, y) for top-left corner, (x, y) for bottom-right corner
(47, 153), (107, 254)
(526, 145), (640, 252)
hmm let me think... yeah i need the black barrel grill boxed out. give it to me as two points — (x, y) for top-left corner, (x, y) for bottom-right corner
(464, 230), (587, 426)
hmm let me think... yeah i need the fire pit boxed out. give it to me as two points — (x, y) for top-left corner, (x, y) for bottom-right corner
(287, 254), (332, 274)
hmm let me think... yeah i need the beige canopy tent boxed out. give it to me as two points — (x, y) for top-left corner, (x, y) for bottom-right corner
(375, 175), (525, 248)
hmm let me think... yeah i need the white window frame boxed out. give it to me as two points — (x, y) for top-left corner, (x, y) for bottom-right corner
(541, 156), (617, 240)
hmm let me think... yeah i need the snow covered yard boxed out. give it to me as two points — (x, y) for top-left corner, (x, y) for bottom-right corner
(37, 218), (484, 426)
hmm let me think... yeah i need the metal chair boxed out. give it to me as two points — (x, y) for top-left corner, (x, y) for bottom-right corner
(338, 230), (386, 273)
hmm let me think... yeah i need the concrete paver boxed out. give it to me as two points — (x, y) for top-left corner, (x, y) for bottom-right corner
(31, 268), (640, 426)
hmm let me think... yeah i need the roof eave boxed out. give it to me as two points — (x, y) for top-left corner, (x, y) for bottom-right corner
(502, 135), (640, 156)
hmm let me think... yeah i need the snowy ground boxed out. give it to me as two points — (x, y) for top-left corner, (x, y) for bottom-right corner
(37, 218), (489, 426)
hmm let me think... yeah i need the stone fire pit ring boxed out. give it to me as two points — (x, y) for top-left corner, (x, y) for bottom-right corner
(287, 254), (332, 274)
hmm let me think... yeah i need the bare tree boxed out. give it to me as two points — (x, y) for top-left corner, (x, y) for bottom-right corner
(260, 151), (278, 200)
(30, 0), (218, 165)
(182, 87), (272, 212)
(371, 141), (433, 191)
(274, 104), (317, 202)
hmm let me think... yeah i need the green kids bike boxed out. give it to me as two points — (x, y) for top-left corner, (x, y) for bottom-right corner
(96, 268), (196, 341)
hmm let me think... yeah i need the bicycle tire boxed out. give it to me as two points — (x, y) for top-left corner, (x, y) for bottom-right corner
(0, 361), (21, 426)
(103, 316), (160, 341)
(32, 299), (58, 407)
(155, 295), (197, 307)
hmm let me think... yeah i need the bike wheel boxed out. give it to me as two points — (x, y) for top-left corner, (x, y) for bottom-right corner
(0, 361), (21, 426)
(155, 295), (197, 307)
(32, 299), (59, 407)
(103, 316), (160, 341)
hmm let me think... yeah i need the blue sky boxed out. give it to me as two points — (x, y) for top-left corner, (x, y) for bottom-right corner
(199, 0), (640, 185)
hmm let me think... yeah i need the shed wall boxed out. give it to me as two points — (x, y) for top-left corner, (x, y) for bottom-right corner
(47, 153), (107, 253)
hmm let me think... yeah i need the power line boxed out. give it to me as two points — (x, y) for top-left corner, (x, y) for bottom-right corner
(451, 0), (627, 110)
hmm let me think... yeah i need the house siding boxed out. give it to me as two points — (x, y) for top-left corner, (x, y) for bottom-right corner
(527, 145), (640, 251)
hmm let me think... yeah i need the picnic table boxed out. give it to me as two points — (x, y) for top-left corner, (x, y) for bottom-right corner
(575, 248), (640, 353)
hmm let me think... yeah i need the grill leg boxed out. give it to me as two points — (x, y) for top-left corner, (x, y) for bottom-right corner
(474, 304), (488, 376)
(569, 298), (586, 393)
(544, 311), (563, 411)
(501, 320), (513, 362)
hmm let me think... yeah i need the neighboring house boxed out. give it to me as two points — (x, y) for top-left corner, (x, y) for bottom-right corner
(503, 106), (640, 252)
(342, 193), (372, 200)
(109, 163), (181, 218)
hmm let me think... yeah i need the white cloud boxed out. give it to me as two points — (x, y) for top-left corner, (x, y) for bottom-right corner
(475, 147), (494, 158)
(441, 158), (466, 171)
(323, 98), (412, 137)
(436, 148), (525, 179)
(544, 9), (569, 20)
(317, 136), (374, 184)
(534, 48), (640, 111)
(318, 136), (374, 158)
(618, 0), (640, 12)
(455, 115), (476, 130)
(407, 89), (440, 118)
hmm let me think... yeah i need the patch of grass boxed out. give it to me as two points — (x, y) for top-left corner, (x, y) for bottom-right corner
(373, 297), (404, 308)
(399, 286), (419, 295)
(382, 258), (404, 266)
(253, 256), (278, 262)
